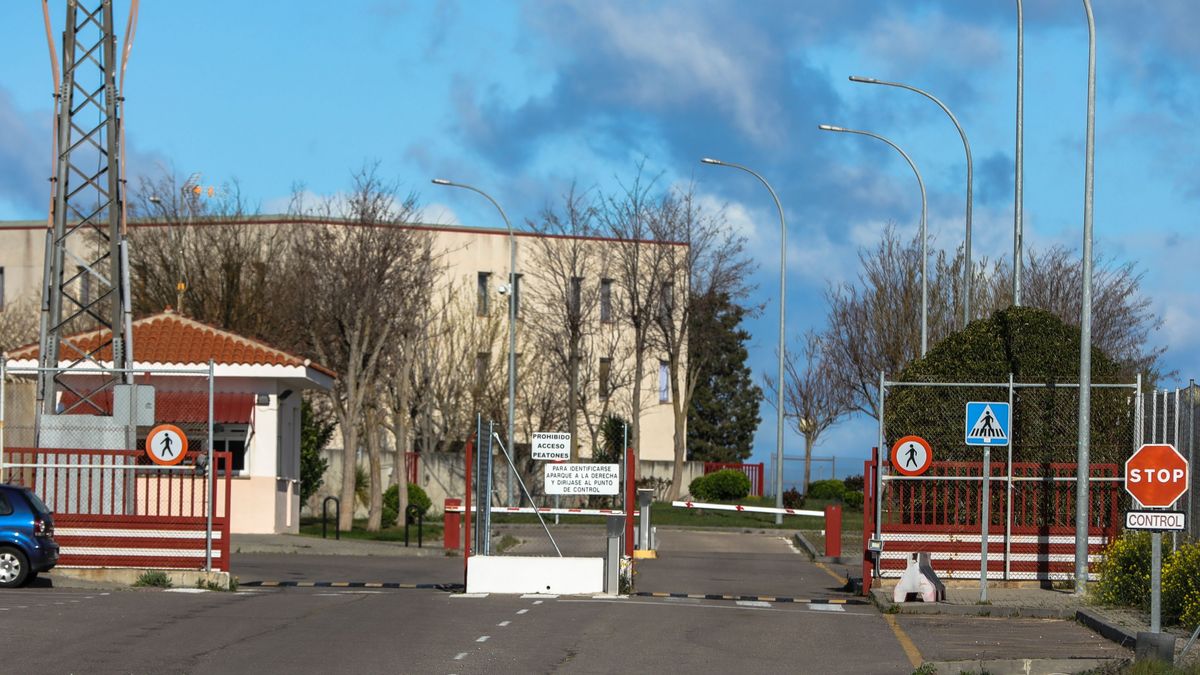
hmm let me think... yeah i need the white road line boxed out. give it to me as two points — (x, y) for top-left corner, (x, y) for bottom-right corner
(454, 653), (468, 660)
(532, 600), (543, 605)
(736, 600), (772, 608)
(497, 621), (510, 627)
(809, 604), (845, 612)
(476, 636), (490, 643)
(516, 609), (528, 615)
(450, 593), (489, 599)
(665, 597), (701, 604)
(521, 594), (557, 599)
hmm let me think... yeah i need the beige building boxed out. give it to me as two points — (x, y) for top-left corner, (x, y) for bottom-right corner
(0, 217), (684, 464)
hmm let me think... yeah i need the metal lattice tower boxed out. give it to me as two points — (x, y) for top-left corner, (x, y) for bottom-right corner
(35, 0), (134, 434)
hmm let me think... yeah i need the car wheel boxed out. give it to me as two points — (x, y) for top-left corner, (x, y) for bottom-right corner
(0, 547), (30, 588)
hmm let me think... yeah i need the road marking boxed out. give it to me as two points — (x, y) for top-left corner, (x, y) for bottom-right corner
(450, 593), (489, 599)
(164, 589), (208, 594)
(476, 636), (490, 643)
(521, 594), (557, 599)
(736, 600), (771, 608)
(884, 614), (923, 668)
(809, 604), (845, 612)
(814, 561), (849, 586)
(454, 653), (468, 660)
(533, 600), (544, 605)
(516, 609), (528, 615)
(497, 621), (510, 627)
(665, 597), (701, 604)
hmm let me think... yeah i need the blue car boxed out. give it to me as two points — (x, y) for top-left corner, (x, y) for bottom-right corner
(0, 484), (59, 587)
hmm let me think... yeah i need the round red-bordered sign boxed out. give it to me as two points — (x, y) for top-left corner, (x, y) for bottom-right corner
(890, 435), (933, 476)
(146, 424), (189, 466)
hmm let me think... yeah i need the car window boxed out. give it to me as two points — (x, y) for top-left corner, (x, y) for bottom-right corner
(0, 492), (11, 516)
(21, 489), (51, 516)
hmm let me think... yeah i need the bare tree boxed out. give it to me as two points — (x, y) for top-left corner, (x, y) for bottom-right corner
(281, 166), (425, 531)
(770, 331), (851, 494)
(0, 293), (40, 354)
(525, 185), (602, 461)
(649, 186), (754, 500)
(824, 227), (1166, 418)
(127, 172), (289, 342)
(599, 169), (668, 468)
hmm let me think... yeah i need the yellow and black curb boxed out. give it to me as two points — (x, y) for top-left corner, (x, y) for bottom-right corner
(240, 581), (464, 591)
(634, 591), (868, 605)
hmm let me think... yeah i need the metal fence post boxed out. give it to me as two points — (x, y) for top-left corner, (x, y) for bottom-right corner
(206, 360), (214, 571)
(1005, 373), (1014, 580)
(1190, 379), (1196, 539)
(875, 372), (885, 543)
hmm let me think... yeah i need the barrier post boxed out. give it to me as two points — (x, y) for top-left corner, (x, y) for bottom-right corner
(825, 504), (842, 558)
(862, 448), (877, 595)
(625, 445), (635, 557)
(444, 498), (462, 551)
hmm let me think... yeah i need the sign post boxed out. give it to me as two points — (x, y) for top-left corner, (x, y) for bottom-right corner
(1125, 443), (1190, 634)
(965, 402), (1010, 602)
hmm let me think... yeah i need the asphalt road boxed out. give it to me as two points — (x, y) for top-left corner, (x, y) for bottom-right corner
(1, 529), (1126, 673)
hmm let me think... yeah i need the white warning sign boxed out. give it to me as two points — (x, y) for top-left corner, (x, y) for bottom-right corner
(544, 463), (620, 495)
(532, 432), (572, 461)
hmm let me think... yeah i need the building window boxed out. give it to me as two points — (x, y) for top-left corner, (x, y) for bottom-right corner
(660, 281), (675, 317)
(475, 352), (490, 392)
(659, 360), (670, 403)
(599, 357), (612, 400)
(600, 278), (613, 323)
(77, 265), (90, 307)
(512, 273), (523, 317)
(214, 425), (250, 474)
(477, 272), (491, 316)
(569, 276), (583, 316)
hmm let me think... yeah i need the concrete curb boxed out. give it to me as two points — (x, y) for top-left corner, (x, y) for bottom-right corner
(917, 657), (1123, 674)
(869, 588), (1077, 619)
(51, 567), (233, 591)
(791, 532), (856, 566)
(1076, 607), (1138, 650)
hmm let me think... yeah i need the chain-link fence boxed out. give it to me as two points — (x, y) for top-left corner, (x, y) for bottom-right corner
(1, 363), (230, 570)
(872, 375), (1139, 581)
(1140, 383), (1199, 539)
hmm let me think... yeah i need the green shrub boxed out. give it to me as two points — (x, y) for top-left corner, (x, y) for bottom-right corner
(782, 487), (805, 510)
(842, 474), (864, 492)
(1093, 531), (1152, 610)
(807, 479), (846, 501)
(1163, 540), (1200, 627)
(383, 483), (433, 526)
(842, 490), (864, 510)
(134, 570), (172, 588)
(688, 469), (751, 501)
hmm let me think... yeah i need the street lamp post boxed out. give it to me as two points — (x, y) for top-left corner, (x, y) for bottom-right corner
(700, 158), (787, 524)
(1014, 0), (1025, 306)
(849, 75), (973, 329)
(432, 178), (518, 507)
(818, 124), (928, 357)
(1075, 0), (1097, 597)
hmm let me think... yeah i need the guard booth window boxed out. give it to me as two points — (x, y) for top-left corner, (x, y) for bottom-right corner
(214, 425), (250, 474)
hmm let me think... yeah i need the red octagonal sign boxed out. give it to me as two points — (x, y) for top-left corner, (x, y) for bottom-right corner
(1125, 443), (1189, 508)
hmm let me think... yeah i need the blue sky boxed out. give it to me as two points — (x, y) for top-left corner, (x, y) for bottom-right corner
(2, 1), (1197, 484)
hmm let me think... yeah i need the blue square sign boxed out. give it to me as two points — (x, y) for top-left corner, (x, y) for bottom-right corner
(965, 401), (1010, 446)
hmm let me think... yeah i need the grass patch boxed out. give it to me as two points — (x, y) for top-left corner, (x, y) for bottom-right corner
(298, 516), (442, 543)
(133, 570), (172, 588)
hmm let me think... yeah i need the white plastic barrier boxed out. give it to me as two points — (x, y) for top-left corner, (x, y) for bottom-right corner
(466, 555), (604, 595)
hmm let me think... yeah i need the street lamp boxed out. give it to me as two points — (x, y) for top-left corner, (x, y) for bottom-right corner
(1014, 0), (1026, 306)
(700, 157), (787, 524)
(1075, 0), (1097, 599)
(432, 178), (518, 507)
(818, 124), (928, 357)
(849, 75), (973, 329)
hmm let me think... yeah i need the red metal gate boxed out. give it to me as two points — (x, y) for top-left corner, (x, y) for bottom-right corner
(5, 447), (232, 571)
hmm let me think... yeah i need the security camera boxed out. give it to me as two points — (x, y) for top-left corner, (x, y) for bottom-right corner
(497, 283), (510, 295)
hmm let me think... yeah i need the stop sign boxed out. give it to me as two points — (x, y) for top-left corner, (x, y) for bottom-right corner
(1125, 443), (1190, 508)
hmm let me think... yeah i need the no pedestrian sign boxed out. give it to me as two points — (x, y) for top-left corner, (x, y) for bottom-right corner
(532, 432), (571, 461)
(146, 424), (188, 466)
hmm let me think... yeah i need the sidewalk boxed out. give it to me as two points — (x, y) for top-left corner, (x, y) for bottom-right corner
(231, 532), (446, 557)
(794, 532), (1199, 667)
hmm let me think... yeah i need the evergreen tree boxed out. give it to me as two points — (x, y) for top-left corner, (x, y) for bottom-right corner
(686, 291), (762, 462)
(300, 395), (334, 503)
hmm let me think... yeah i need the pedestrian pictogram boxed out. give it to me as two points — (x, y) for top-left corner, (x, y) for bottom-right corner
(965, 402), (1010, 446)
(890, 435), (932, 477)
(1125, 443), (1189, 508)
(146, 424), (188, 466)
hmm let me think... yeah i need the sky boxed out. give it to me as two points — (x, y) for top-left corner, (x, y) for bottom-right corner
(2, 1), (1197, 486)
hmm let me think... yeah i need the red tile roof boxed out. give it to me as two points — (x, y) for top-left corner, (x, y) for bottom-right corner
(8, 311), (335, 378)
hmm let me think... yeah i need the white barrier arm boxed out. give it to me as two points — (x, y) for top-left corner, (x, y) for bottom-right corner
(671, 500), (824, 517)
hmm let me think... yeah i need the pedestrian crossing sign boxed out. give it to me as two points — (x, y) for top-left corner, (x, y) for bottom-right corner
(965, 402), (1010, 446)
